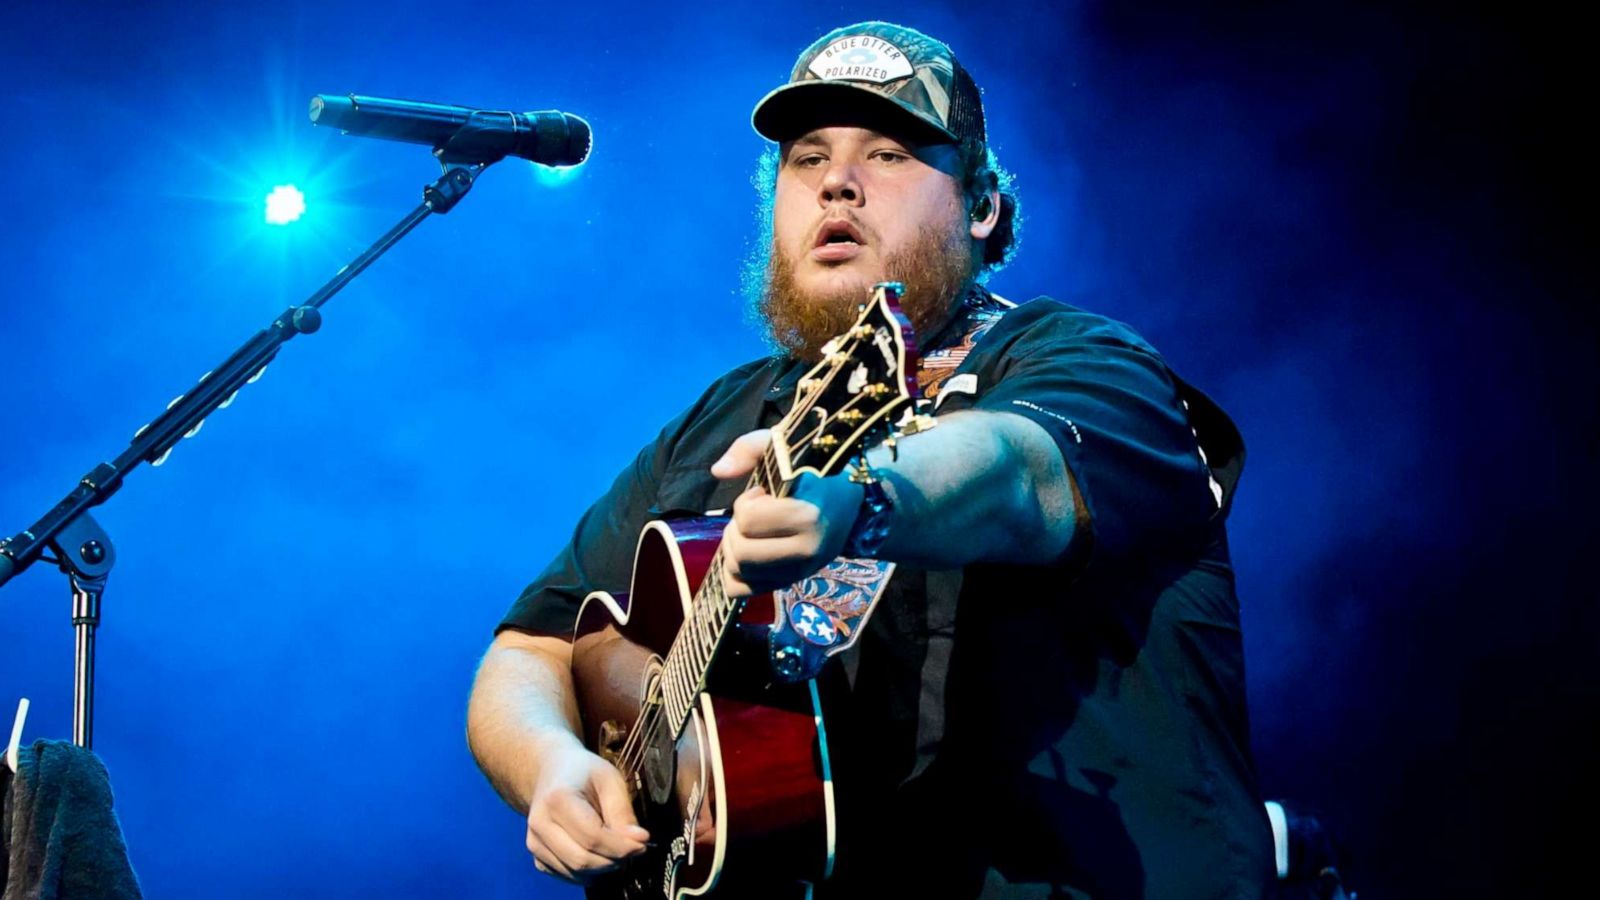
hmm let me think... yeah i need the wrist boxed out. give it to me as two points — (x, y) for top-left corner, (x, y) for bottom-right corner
(842, 469), (894, 559)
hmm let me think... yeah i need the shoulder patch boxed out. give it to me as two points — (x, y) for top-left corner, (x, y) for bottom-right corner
(934, 373), (979, 409)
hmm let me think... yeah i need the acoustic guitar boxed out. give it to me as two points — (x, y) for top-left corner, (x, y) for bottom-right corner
(570, 283), (926, 898)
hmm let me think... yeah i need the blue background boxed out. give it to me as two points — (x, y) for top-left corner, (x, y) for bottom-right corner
(1, 1), (1590, 896)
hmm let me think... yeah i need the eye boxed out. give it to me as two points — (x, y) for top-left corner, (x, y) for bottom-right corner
(790, 153), (827, 169)
(871, 149), (910, 164)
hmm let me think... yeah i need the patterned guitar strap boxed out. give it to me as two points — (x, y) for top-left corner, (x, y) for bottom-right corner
(767, 289), (1014, 682)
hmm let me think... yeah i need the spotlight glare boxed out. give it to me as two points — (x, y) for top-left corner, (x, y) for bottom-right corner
(532, 162), (583, 189)
(265, 185), (306, 225)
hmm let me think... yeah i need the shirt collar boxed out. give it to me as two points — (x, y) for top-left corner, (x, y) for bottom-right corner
(762, 285), (996, 407)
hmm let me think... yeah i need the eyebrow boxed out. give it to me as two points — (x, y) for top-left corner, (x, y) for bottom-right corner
(786, 129), (908, 152)
(789, 133), (831, 150)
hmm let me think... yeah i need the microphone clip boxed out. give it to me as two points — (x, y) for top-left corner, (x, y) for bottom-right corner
(434, 110), (522, 166)
(422, 162), (484, 214)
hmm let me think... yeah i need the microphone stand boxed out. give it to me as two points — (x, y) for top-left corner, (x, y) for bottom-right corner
(0, 154), (488, 749)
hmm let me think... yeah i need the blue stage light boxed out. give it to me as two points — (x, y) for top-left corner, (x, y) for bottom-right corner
(264, 185), (306, 225)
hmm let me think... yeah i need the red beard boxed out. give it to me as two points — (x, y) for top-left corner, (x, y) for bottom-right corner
(755, 221), (975, 361)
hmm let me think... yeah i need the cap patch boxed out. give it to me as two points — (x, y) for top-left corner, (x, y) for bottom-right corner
(806, 35), (915, 85)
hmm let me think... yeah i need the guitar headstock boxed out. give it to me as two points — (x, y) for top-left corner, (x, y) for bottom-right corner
(771, 282), (924, 482)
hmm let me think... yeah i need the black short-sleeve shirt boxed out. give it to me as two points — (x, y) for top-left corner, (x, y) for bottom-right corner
(499, 295), (1274, 899)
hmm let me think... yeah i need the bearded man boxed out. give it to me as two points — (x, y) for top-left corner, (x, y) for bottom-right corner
(468, 21), (1275, 899)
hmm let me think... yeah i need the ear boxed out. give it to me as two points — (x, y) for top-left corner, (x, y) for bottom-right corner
(969, 188), (1002, 240)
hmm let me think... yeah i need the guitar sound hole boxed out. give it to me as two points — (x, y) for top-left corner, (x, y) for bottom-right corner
(642, 733), (675, 806)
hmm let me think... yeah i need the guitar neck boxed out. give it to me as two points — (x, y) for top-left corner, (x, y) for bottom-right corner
(652, 282), (919, 740)
(655, 451), (785, 739)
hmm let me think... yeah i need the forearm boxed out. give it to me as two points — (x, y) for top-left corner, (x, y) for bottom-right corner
(867, 409), (1076, 568)
(466, 630), (586, 814)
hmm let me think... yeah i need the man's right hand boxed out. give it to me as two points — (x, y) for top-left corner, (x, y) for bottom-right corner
(525, 740), (651, 883)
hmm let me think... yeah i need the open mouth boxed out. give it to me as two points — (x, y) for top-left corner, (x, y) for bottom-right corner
(811, 219), (867, 262)
(814, 219), (865, 248)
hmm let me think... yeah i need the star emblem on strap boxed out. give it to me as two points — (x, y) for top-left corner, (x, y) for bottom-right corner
(789, 601), (839, 646)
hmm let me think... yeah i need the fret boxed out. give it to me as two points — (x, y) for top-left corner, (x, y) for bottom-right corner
(679, 647), (695, 699)
(691, 624), (707, 675)
(669, 665), (686, 722)
(677, 651), (692, 697)
(630, 286), (917, 746)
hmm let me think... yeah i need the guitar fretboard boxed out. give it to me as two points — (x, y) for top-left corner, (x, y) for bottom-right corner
(655, 449), (785, 738)
(645, 283), (915, 744)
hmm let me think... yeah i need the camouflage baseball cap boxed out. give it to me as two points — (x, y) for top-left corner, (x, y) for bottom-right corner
(751, 21), (986, 146)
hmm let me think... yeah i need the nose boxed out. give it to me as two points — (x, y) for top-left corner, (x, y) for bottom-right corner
(818, 160), (863, 208)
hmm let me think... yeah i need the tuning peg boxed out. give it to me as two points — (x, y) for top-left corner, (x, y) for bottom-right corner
(847, 459), (878, 484)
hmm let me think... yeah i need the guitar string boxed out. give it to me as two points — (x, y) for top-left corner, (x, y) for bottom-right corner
(611, 330), (880, 778)
(611, 340), (873, 778)
(611, 451), (820, 777)
(610, 326), (888, 778)
(612, 463), (784, 774)
(779, 388), (878, 453)
(612, 450), (779, 775)
(612, 381), (811, 774)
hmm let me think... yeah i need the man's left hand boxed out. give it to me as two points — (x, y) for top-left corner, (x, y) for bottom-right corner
(710, 429), (865, 597)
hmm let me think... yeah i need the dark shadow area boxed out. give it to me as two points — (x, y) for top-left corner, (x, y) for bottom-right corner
(1070, 1), (1596, 894)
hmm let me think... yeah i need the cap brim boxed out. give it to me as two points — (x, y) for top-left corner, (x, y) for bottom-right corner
(751, 80), (958, 146)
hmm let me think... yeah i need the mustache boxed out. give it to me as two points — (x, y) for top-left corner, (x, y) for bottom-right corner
(752, 220), (976, 361)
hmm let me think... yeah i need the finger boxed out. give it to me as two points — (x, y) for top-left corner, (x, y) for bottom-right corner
(742, 533), (827, 568)
(526, 828), (578, 883)
(733, 491), (818, 540)
(711, 430), (773, 479)
(541, 820), (627, 879)
(548, 791), (647, 861)
(593, 764), (652, 844)
(720, 552), (753, 600)
(728, 499), (823, 563)
(721, 566), (752, 600)
(722, 522), (819, 597)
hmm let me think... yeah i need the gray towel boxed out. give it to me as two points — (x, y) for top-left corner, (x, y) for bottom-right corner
(2, 740), (141, 900)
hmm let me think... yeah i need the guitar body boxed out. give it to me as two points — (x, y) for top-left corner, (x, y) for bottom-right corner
(572, 518), (835, 900)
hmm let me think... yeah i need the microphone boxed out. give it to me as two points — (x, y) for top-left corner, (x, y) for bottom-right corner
(309, 94), (591, 167)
